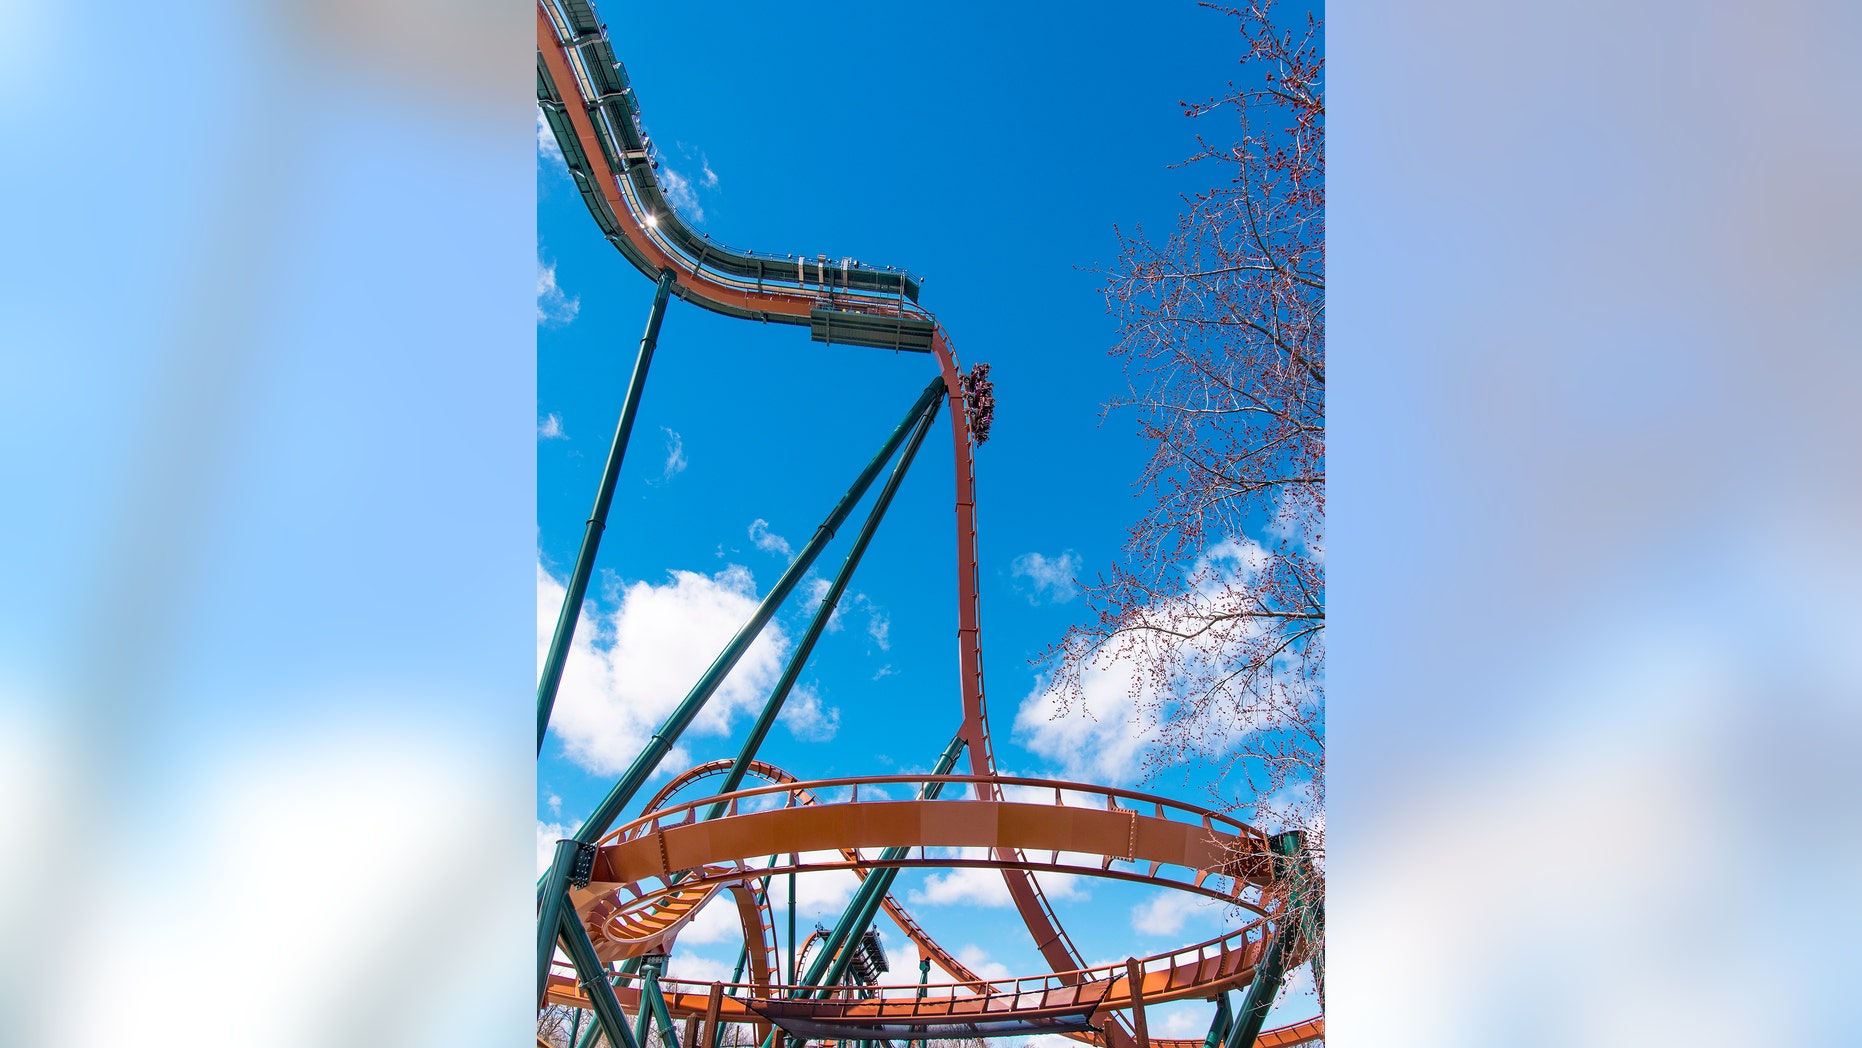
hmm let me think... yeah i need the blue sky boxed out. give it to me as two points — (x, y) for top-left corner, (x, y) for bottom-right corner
(537, 0), (1319, 1032)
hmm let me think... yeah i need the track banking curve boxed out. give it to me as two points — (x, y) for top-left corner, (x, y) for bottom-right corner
(536, 2), (1321, 1045)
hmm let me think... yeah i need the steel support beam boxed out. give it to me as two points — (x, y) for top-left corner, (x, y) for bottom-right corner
(641, 961), (682, 1048)
(800, 734), (966, 993)
(1200, 992), (1233, 1048)
(705, 388), (944, 821)
(539, 267), (678, 753)
(568, 374), (949, 849)
(578, 1011), (606, 1048)
(540, 838), (595, 1007)
(559, 903), (644, 1048)
(766, 734), (966, 1048)
(914, 957), (931, 1048)
(1127, 959), (1151, 1048)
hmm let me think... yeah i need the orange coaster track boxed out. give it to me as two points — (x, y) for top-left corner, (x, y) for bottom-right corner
(536, 1), (1322, 1044)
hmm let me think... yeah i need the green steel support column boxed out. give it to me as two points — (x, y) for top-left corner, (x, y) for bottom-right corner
(570, 1007), (584, 1048)
(704, 389), (944, 824)
(567, 375), (949, 850)
(539, 267), (677, 752)
(1200, 992), (1233, 1048)
(559, 904), (644, 1048)
(633, 956), (664, 1048)
(642, 963), (682, 1048)
(914, 957), (931, 1048)
(801, 735), (966, 992)
(578, 1007), (606, 1048)
(1226, 833), (1309, 1048)
(730, 943), (749, 986)
(768, 734), (966, 1048)
(540, 838), (594, 1007)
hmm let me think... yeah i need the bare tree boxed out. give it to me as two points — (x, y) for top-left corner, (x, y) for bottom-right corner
(1044, 1), (1324, 841)
(538, 1003), (580, 1047)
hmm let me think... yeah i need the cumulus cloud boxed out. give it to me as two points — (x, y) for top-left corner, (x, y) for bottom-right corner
(661, 427), (687, 480)
(909, 859), (1084, 907)
(779, 687), (840, 742)
(1013, 654), (1152, 784)
(953, 945), (1011, 982)
(665, 949), (734, 984)
(676, 895), (741, 945)
(1013, 536), (1305, 785)
(1011, 550), (1081, 604)
(1130, 890), (1228, 938)
(537, 110), (563, 164)
(659, 166), (705, 223)
(539, 413), (566, 440)
(537, 820), (580, 877)
(766, 859), (860, 922)
(700, 155), (719, 189)
(540, 562), (791, 775)
(864, 605), (891, 651)
(910, 866), (1012, 907)
(537, 260), (579, 326)
(747, 519), (792, 559)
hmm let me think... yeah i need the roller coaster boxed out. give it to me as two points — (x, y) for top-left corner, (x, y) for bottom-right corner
(534, 3), (1324, 1047)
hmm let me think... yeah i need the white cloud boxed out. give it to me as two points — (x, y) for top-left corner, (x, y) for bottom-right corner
(953, 945), (1011, 982)
(1012, 536), (1304, 785)
(872, 664), (896, 681)
(766, 860), (860, 922)
(910, 866), (1011, 907)
(659, 165), (705, 223)
(546, 793), (561, 815)
(661, 427), (688, 480)
(748, 519), (792, 558)
(865, 607), (891, 651)
(700, 156), (719, 189)
(665, 949), (734, 984)
(1130, 890), (1228, 938)
(677, 895), (741, 945)
(539, 413), (566, 440)
(1013, 654), (1151, 784)
(1011, 550), (1082, 604)
(540, 562), (789, 775)
(908, 862), (1084, 908)
(537, 260), (579, 326)
(537, 820), (581, 877)
(537, 110), (564, 164)
(779, 687), (840, 742)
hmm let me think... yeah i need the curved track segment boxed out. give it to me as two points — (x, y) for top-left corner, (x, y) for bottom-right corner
(550, 776), (1315, 1041)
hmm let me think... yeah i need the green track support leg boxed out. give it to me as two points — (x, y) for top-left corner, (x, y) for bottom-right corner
(767, 734), (965, 1048)
(566, 375), (948, 850)
(538, 267), (677, 753)
(640, 961), (682, 1048)
(558, 904), (643, 1048)
(577, 1010), (605, 1048)
(540, 838), (595, 1008)
(703, 386), (944, 823)
(1201, 992), (1233, 1048)
(1226, 833), (1310, 1048)
(914, 957), (931, 1048)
